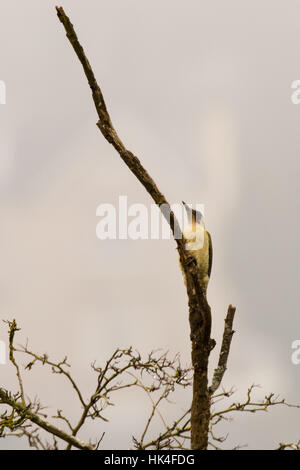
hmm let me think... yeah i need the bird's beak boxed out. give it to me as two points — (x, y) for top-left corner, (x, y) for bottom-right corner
(182, 201), (191, 213)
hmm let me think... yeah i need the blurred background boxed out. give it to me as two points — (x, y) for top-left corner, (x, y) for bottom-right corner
(0, 0), (300, 449)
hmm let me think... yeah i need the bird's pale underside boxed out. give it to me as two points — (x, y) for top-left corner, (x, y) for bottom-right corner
(179, 202), (213, 293)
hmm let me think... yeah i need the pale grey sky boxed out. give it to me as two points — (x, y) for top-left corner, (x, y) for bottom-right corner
(0, 0), (300, 449)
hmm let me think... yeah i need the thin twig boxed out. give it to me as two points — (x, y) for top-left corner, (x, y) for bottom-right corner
(55, 5), (215, 450)
(6, 320), (25, 404)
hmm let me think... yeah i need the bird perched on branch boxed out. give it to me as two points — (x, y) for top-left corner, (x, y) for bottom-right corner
(180, 201), (213, 293)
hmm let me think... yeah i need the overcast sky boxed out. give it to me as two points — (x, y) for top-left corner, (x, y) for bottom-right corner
(1, 0), (300, 450)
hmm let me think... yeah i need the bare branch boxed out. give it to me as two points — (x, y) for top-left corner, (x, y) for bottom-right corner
(5, 320), (25, 404)
(276, 441), (300, 450)
(55, 6), (182, 242)
(210, 385), (300, 421)
(18, 345), (86, 408)
(0, 388), (94, 450)
(209, 305), (236, 395)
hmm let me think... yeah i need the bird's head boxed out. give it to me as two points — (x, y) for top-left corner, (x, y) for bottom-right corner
(182, 201), (203, 225)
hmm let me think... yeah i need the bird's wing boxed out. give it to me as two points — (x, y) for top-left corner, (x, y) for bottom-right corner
(207, 231), (213, 278)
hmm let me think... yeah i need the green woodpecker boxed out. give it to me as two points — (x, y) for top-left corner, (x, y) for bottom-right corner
(180, 201), (213, 292)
